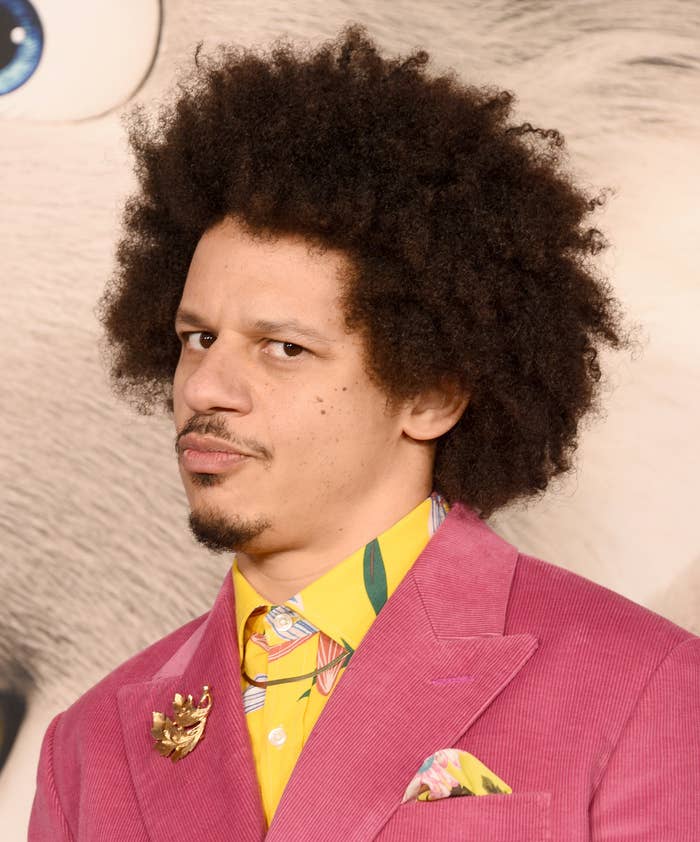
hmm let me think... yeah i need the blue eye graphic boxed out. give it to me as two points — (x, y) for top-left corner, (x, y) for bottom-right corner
(0, 0), (161, 122)
(0, 0), (43, 96)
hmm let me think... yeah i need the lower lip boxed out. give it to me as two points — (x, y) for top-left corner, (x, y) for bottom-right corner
(181, 448), (250, 473)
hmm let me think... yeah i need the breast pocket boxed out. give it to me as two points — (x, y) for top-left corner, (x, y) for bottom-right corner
(375, 792), (552, 842)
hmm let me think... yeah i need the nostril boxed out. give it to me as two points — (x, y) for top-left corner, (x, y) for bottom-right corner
(0, 691), (26, 772)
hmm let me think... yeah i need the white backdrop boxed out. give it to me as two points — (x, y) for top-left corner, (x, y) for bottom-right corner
(1, 1), (698, 836)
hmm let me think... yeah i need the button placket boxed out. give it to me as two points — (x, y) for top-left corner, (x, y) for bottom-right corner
(263, 613), (289, 761)
(268, 725), (287, 747)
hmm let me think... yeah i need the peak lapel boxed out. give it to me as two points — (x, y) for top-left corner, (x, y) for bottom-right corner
(117, 574), (266, 842)
(266, 504), (538, 842)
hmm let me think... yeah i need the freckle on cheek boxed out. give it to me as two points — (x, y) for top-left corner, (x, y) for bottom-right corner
(320, 410), (326, 415)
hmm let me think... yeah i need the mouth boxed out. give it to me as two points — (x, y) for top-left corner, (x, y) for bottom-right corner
(178, 433), (253, 474)
(180, 448), (249, 474)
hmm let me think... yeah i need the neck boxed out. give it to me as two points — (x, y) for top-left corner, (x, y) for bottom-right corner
(235, 478), (433, 604)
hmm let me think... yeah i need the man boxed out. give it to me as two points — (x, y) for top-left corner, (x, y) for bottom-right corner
(30, 23), (699, 841)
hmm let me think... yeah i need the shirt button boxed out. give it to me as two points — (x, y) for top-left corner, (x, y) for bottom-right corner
(274, 612), (294, 632)
(268, 726), (287, 747)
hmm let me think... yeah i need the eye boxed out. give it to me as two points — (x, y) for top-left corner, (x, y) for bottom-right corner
(0, 0), (161, 121)
(181, 331), (216, 350)
(0, 0), (43, 96)
(265, 340), (306, 360)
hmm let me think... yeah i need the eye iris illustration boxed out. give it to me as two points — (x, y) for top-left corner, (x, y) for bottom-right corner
(0, 0), (43, 96)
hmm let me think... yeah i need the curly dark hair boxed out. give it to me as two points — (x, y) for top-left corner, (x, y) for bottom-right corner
(97, 23), (639, 519)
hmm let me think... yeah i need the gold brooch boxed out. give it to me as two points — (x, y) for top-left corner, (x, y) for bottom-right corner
(151, 685), (212, 762)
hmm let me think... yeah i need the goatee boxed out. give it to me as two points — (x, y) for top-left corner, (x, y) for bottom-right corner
(188, 507), (271, 553)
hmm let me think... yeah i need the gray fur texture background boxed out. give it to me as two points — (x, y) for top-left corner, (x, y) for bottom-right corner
(1, 1), (698, 835)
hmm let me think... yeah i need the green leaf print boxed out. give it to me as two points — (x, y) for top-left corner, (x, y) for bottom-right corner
(481, 775), (506, 794)
(340, 638), (355, 667)
(297, 688), (312, 701)
(450, 784), (475, 797)
(363, 538), (388, 616)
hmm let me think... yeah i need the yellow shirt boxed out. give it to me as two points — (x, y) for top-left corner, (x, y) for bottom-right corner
(232, 493), (449, 827)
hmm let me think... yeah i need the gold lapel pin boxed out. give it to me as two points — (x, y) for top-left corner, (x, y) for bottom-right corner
(151, 685), (213, 762)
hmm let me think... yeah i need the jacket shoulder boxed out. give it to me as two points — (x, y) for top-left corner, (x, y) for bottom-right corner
(510, 551), (696, 656)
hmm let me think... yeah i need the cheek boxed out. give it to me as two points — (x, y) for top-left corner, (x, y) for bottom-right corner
(280, 391), (392, 454)
(264, 393), (353, 453)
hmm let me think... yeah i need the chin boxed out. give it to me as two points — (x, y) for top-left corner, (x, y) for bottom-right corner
(187, 502), (272, 555)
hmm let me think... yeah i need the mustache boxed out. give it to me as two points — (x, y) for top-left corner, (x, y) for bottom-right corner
(175, 416), (272, 461)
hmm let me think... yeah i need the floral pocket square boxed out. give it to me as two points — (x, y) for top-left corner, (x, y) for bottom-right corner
(401, 748), (512, 803)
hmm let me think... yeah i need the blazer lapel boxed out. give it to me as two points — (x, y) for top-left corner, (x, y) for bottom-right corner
(266, 504), (538, 842)
(117, 575), (266, 842)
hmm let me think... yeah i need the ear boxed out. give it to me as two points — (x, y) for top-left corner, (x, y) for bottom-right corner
(400, 379), (470, 442)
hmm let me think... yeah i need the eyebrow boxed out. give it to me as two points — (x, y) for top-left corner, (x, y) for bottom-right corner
(251, 318), (332, 344)
(174, 308), (210, 329)
(174, 309), (332, 344)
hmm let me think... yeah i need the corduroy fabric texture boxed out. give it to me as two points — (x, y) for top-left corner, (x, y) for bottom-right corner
(29, 503), (700, 841)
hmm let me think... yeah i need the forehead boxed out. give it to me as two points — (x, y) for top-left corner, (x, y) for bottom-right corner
(180, 217), (353, 330)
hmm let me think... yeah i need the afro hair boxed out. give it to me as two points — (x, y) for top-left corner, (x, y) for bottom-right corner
(97, 23), (639, 519)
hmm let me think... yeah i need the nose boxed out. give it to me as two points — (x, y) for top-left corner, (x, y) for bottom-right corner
(179, 337), (253, 416)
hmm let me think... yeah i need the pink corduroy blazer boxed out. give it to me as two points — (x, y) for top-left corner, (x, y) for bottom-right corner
(29, 504), (700, 841)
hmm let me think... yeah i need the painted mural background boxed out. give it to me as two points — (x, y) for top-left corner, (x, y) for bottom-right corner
(1, 0), (698, 835)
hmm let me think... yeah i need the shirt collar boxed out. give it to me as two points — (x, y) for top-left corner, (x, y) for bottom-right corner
(232, 493), (449, 660)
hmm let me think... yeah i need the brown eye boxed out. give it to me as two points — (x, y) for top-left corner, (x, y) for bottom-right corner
(184, 331), (215, 350)
(266, 340), (306, 359)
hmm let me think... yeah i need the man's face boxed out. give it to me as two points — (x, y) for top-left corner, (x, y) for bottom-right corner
(172, 216), (412, 557)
